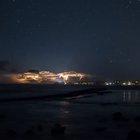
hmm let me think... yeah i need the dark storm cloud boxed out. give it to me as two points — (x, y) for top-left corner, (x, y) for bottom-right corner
(0, 60), (10, 72)
(0, 60), (21, 73)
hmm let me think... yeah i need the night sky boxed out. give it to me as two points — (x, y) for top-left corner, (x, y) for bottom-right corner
(0, 0), (140, 80)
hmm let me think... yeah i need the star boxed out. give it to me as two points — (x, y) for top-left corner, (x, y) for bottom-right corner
(29, 31), (33, 35)
(42, 13), (47, 17)
(12, 0), (16, 3)
(119, 51), (123, 55)
(125, 0), (132, 9)
(95, 47), (99, 51)
(38, 23), (41, 28)
(129, 1), (132, 4)
(127, 58), (132, 62)
(107, 37), (111, 41)
(109, 60), (113, 64)
(16, 19), (21, 24)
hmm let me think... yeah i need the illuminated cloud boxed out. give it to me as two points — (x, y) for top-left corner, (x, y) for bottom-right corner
(0, 71), (92, 84)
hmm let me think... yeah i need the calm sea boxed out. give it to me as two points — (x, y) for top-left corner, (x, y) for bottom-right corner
(0, 90), (140, 140)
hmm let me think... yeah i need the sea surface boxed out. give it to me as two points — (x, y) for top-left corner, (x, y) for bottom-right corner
(0, 89), (140, 140)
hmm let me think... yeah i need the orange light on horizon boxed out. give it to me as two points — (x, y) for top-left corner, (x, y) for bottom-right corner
(0, 71), (92, 84)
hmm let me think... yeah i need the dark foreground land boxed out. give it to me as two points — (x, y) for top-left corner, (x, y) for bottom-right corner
(0, 84), (140, 140)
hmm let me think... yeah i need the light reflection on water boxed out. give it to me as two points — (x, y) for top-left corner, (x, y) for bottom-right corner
(69, 90), (140, 104)
(123, 90), (140, 103)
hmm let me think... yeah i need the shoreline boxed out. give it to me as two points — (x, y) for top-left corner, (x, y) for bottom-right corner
(0, 84), (140, 102)
(0, 87), (108, 102)
(0, 84), (140, 92)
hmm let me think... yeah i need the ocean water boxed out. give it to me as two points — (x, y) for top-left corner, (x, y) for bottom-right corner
(0, 90), (140, 140)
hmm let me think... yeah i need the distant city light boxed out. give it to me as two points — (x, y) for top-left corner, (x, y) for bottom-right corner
(105, 82), (113, 86)
(104, 80), (139, 86)
(123, 82), (126, 86)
